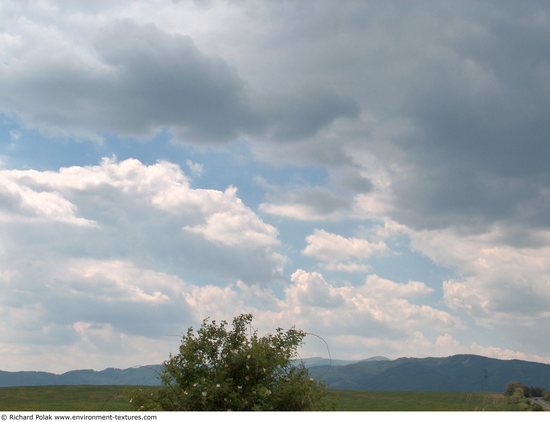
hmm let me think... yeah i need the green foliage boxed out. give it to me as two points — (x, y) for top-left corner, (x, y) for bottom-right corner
(131, 314), (329, 411)
(505, 381), (524, 397)
(504, 381), (546, 408)
(528, 387), (542, 397)
(503, 381), (550, 410)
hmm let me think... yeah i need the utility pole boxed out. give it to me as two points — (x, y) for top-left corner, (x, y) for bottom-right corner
(480, 368), (488, 392)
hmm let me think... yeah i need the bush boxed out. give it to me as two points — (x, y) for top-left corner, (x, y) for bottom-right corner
(505, 381), (524, 397)
(131, 314), (330, 411)
(532, 403), (544, 411)
(524, 386), (545, 397)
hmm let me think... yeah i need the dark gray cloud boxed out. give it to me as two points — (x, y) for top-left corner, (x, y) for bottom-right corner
(245, 0), (550, 239)
(95, 20), (265, 141)
(0, 19), (260, 142)
(0, 15), (361, 144)
(260, 88), (360, 141)
(330, 167), (373, 193)
(386, 3), (550, 232)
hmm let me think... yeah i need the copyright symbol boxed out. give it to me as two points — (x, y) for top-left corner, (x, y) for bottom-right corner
(1, 414), (7, 420)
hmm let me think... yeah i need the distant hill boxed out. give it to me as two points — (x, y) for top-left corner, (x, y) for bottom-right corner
(360, 356), (391, 363)
(2, 355), (550, 392)
(309, 354), (550, 392)
(0, 357), (387, 387)
(294, 356), (389, 368)
(0, 365), (163, 388)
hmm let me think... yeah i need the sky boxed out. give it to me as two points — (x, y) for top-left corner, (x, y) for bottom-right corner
(1, 0), (550, 373)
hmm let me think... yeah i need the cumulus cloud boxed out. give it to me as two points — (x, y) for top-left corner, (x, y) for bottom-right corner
(409, 226), (550, 355)
(0, 173), (95, 226)
(1, 0), (550, 369)
(302, 229), (387, 272)
(0, 156), (284, 370)
(0, 259), (190, 337)
(287, 269), (344, 308)
(0, 331), (175, 374)
(0, 257), (193, 373)
(170, 268), (458, 361)
(0, 258), (458, 371)
(0, 158), (283, 283)
(282, 270), (455, 338)
(259, 187), (351, 221)
(470, 342), (550, 364)
(412, 227), (550, 318)
(183, 188), (280, 249)
(362, 275), (434, 298)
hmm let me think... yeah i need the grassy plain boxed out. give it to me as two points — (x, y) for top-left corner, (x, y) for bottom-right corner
(0, 385), (147, 411)
(331, 390), (522, 411)
(0, 386), (529, 411)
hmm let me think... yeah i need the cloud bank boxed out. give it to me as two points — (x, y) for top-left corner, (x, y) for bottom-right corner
(1, 0), (550, 370)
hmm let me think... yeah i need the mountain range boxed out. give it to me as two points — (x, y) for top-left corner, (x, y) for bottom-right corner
(309, 354), (550, 392)
(0, 365), (163, 388)
(2, 354), (549, 392)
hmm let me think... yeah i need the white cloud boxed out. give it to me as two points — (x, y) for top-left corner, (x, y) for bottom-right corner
(287, 269), (345, 308)
(303, 229), (387, 272)
(322, 262), (372, 273)
(282, 269), (456, 339)
(362, 275), (434, 298)
(183, 187), (280, 249)
(0, 157), (283, 284)
(408, 226), (550, 356)
(0, 328), (177, 373)
(313, 332), (448, 362)
(435, 333), (462, 351)
(0, 157), (289, 370)
(259, 203), (332, 221)
(174, 268), (459, 363)
(352, 193), (393, 220)
(320, 333), (550, 363)
(185, 160), (203, 177)
(0, 173), (95, 226)
(0, 239), (529, 372)
(470, 343), (550, 364)
(411, 227), (550, 321)
(67, 259), (181, 305)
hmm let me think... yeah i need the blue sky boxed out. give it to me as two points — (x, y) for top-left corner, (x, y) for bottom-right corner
(1, 0), (550, 372)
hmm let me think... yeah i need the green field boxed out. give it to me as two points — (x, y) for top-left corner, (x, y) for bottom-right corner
(0, 386), (532, 411)
(0, 386), (150, 411)
(331, 390), (523, 411)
